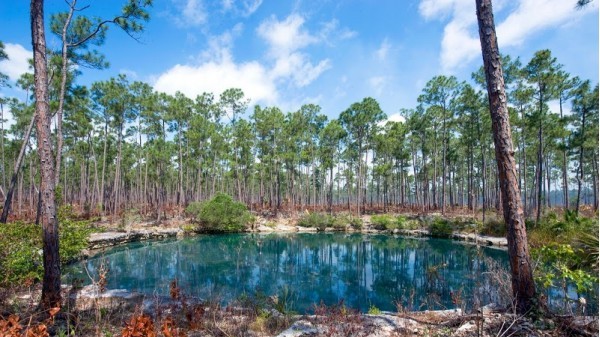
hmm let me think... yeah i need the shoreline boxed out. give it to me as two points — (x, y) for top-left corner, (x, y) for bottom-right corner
(85, 217), (508, 255)
(9, 283), (593, 337)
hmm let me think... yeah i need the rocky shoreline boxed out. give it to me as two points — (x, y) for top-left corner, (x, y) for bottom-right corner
(57, 284), (596, 337)
(86, 217), (508, 253)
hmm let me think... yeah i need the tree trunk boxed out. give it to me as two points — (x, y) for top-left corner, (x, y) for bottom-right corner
(482, 143), (486, 224)
(442, 109), (447, 215)
(559, 97), (569, 210)
(476, 0), (536, 315)
(0, 101), (6, 195)
(54, 1), (76, 184)
(535, 114), (543, 224)
(100, 121), (108, 214)
(592, 151), (598, 212)
(575, 105), (586, 215)
(31, 0), (61, 310)
(1, 113), (36, 223)
(520, 110), (528, 217)
(177, 124), (184, 207)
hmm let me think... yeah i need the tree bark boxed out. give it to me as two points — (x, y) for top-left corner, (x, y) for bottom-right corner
(559, 97), (569, 209)
(54, 0), (76, 184)
(1, 113), (36, 223)
(575, 105), (586, 215)
(535, 113), (543, 224)
(476, 0), (536, 315)
(31, 0), (61, 310)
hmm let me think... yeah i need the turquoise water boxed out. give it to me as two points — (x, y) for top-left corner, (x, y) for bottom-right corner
(67, 233), (509, 313)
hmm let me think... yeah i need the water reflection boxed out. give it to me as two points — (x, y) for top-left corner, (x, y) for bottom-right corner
(67, 233), (509, 313)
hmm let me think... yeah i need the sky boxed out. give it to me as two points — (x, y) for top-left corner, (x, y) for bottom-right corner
(0, 0), (598, 123)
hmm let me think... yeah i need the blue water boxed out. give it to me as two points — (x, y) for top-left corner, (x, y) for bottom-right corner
(66, 233), (514, 313)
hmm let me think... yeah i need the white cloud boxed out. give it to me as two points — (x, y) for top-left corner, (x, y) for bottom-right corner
(418, 0), (598, 72)
(241, 0), (262, 16)
(319, 19), (357, 44)
(222, 0), (233, 11)
(418, 0), (458, 20)
(376, 38), (391, 61)
(154, 55), (277, 105)
(369, 76), (387, 96)
(257, 14), (331, 87)
(154, 23), (277, 104)
(257, 14), (318, 55)
(222, 0), (262, 16)
(172, 0), (207, 27)
(440, 21), (481, 72)
(496, 0), (597, 46)
(387, 113), (406, 123)
(0, 43), (31, 81)
(199, 23), (243, 61)
(377, 112), (406, 127)
(154, 14), (336, 106)
(0, 99), (16, 131)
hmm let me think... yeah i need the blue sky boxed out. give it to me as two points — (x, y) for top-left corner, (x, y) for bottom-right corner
(0, 0), (598, 122)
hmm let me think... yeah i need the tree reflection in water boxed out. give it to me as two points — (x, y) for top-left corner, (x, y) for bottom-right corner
(67, 233), (509, 313)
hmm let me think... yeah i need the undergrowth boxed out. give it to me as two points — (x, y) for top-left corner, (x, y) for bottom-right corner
(0, 205), (95, 286)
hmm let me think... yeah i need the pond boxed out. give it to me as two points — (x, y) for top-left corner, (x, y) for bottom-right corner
(67, 233), (513, 313)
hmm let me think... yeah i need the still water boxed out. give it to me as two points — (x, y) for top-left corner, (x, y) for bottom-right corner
(67, 233), (509, 313)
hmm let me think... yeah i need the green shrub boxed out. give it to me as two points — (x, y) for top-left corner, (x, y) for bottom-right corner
(0, 209), (94, 286)
(395, 216), (408, 229)
(532, 243), (598, 295)
(331, 214), (362, 230)
(185, 193), (254, 232)
(185, 201), (204, 219)
(429, 218), (453, 238)
(480, 218), (506, 237)
(371, 215), (396, 230)
(332, 217), (348, 231)
(297, 212), (333, 230)
(403, 219), (421, 230)
(60, 219), (95, 264)
(575, 231), (599, 271)
(0, 222), (43, 285)
(367, 304), (381, 315)
(348, 216), (363, 230)
(181, 224), (196, 233)
(529, 211), (599, 248)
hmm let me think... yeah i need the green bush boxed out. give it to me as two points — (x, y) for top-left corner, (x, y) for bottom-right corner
(331, 217), (348, 230)
(348, 216), (363, 230)
(402, 219), (421, 230)
(532, 243), (598, 295)
(0, 222), (43, 285)
(367, 304), (382, 315)
(371, 215), (396, 230)
(395, 216), (408, 229)
(184, 201), (203, 219)
(185, 193), (254, 232)
(60, 218), (95, 264)
(331, 214), (362, 230)
(575, 231), (599, 271)
(297, 212), (333, 230)
(0, 206), (94, 286)
(429, 217), (453, 238)
(529, 211), (599, 248)
(480, 218), (506, 237)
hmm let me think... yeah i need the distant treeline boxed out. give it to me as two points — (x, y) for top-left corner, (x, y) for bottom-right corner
(0, 49), (597, 221)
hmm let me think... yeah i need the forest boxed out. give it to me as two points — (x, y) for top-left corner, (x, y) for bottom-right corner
(0, 45), (597, 223)
(0, 0), (599, 336)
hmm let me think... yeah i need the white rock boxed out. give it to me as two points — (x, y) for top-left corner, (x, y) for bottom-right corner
(277, 320), (318, 337)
